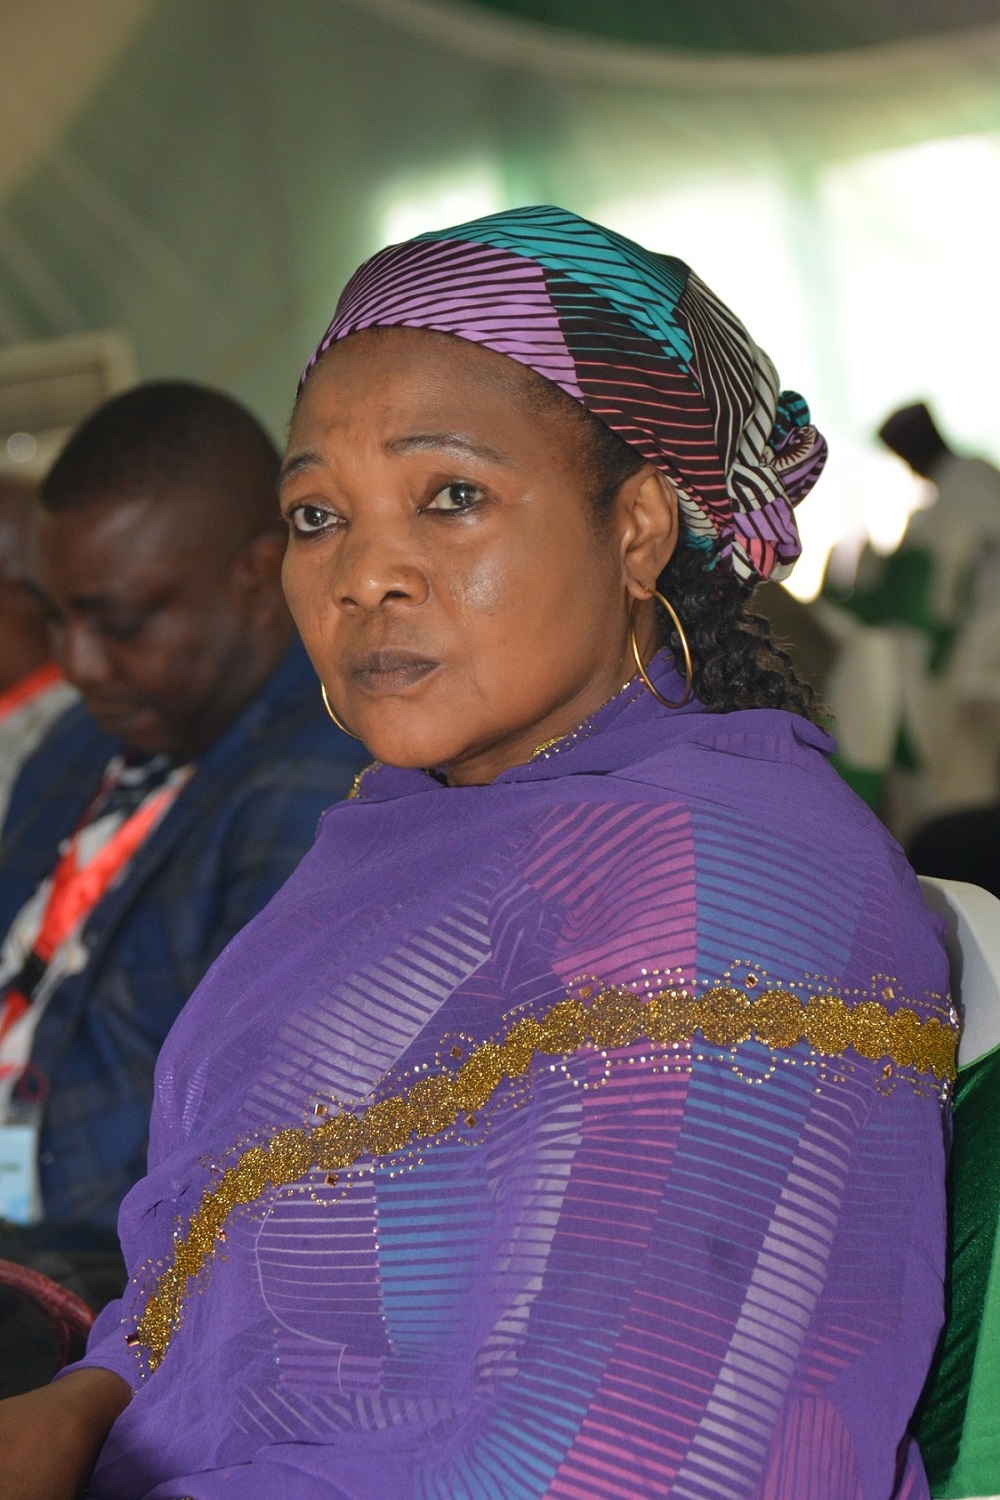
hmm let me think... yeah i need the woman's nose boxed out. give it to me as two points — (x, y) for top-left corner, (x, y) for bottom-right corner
(333, 527), (429, 611)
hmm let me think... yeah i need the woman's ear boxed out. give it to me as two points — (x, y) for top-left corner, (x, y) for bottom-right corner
(616, 465), (680, 598)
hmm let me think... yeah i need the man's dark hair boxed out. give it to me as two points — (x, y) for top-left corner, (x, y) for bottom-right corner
(42, 381), (282, 534)
(877, 402), (950, 480)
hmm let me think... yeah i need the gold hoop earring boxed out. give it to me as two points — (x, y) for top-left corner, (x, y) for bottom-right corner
(320, 682), (362, 741)
(628, 587), (693, 709)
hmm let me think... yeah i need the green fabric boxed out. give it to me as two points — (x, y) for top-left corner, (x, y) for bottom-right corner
(826, 548), (936, 633)
(824, 548), (955, 677)
(894, 719), (922, 775)
(469, 0), (999, 55)
(914, 1044), (1000, 1496)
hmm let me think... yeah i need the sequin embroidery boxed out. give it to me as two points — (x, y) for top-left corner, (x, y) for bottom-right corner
(128, 979), (956, 1372)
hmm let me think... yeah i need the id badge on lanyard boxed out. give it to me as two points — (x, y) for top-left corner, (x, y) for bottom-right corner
(0, 1074), (46, 1224)
(0, 772), (188, 1221)
(0, 1121), (40, 1223)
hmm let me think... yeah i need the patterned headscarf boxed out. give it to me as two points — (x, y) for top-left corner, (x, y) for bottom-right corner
(303, 206), (827, 583)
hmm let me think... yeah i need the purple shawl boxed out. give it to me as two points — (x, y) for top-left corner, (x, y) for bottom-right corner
(72, 661), (953, 1499)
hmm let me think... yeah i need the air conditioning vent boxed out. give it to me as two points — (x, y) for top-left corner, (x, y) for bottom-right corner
(0, 331), (135, 477)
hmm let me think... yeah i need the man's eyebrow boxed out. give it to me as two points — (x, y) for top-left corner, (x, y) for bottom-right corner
(45, 595), (152, 622)
(64, 588), (168, 615)
(386, 433), (514, 466)
(22, 581), (112, 620)
(278, 450), (326, 486)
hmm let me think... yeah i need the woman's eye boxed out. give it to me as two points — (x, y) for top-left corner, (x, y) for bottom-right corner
(426, 482), (481, 514)
(289, 503), (337, 535)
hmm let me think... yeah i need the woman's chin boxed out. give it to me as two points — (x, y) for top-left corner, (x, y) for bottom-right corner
(358, 723), (463, 772)
(356, 703), (528, 779)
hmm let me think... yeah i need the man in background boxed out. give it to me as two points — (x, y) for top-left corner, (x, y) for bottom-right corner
(822, 401), (1000, 837)
(0, 478), (76, 830)
(879, 402), (1000, 895)
(0, 381), (366, 1258)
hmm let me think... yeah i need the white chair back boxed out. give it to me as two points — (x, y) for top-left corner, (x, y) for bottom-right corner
(919, 876), (1000, 1071)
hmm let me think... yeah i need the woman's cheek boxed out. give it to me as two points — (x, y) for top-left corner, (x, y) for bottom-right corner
(280, 551), (307, 618)
(282, 562), (329, 654)
(450, 555), (517, 617)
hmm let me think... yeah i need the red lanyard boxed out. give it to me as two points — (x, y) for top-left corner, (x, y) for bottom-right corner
(0, 775), (187, 1042)
(33, 783), (180, 965)
(0, 664), (63, 728)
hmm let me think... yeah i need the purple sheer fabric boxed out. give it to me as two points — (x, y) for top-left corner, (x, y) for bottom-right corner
(72, 661), (951, 1498)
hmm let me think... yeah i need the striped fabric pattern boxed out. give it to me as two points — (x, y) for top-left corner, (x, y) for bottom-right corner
(304, 205), (828, 582)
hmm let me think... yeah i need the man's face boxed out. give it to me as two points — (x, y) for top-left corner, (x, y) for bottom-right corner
(32, 493), (257, 759)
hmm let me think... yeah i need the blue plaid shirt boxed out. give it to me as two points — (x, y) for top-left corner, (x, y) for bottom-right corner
(0, 643), (367, 1231)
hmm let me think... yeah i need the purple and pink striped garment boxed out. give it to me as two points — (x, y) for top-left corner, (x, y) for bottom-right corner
(71, 657), (952, 1499)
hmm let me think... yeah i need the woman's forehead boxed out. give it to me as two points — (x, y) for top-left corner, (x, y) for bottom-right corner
(291, 327), (577, 450)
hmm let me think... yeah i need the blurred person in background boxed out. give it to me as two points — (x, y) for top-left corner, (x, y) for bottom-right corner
(0, 477), (76, 831)
(0, 382), (366, 1284)
(880, 404), (1000, 897)
(822, 402), (1000, 839)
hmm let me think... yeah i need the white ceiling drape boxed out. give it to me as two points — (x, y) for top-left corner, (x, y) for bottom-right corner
(1, 0), (998, 589)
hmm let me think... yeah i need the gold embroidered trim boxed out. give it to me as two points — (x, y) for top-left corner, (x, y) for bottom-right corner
(346, 763), (379, 800)
(130, 983), (956, 1371)
(529, 676), (640, 762)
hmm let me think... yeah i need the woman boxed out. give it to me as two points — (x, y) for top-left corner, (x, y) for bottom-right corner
(1, 207), (953, 1499)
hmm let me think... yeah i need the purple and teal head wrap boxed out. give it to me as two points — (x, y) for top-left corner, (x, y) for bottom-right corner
(303, 205), (826, 583)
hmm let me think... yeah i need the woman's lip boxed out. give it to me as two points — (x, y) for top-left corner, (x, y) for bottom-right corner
(349, 654), (439, 694)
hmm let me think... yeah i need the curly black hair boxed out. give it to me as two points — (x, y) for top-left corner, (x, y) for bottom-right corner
(578, 398), (822, 723)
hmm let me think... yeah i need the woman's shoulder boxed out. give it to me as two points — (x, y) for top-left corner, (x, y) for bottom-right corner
(611, 707), (860, 823)
(624, 704), (834, 770)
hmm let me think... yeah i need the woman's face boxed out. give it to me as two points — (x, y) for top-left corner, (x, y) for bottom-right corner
(281, 328), (676, 783)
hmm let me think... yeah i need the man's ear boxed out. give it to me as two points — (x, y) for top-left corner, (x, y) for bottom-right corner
(616, 465), (680, 598)
(229, 531), (289, 621)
